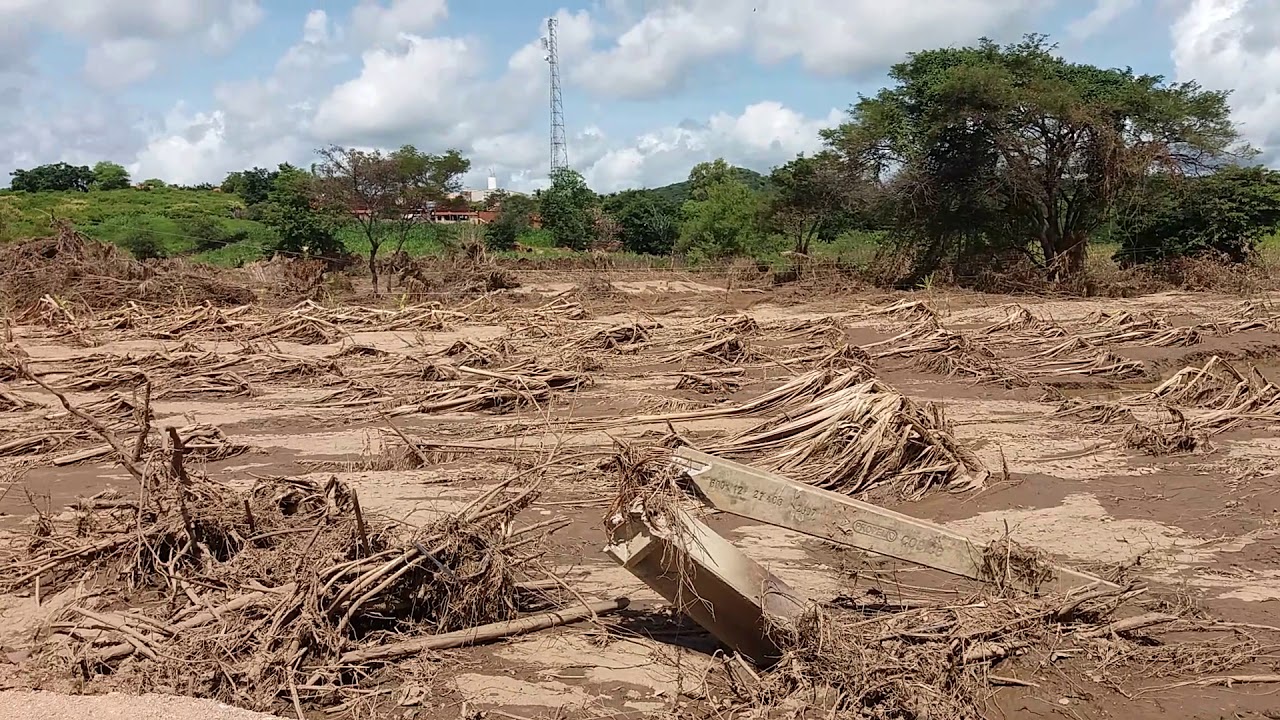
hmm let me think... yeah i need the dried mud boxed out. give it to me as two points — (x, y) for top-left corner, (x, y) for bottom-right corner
(1, 282), (1279, 719)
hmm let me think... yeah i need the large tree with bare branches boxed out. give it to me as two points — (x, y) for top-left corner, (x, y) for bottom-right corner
(822, 35), (1247, 282)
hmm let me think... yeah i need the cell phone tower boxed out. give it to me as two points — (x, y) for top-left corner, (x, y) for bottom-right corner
(541, 18), (569, 176)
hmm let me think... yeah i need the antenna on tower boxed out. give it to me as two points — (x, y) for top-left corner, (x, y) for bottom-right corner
(541, 17), (569, 176)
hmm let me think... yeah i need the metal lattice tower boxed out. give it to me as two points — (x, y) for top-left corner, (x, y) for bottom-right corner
(542, 18), (569, 175)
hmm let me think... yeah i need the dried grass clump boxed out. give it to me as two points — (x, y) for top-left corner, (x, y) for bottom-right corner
(244, 256), (329, 303)
(1052, 398), (1137, 425)
(571, 322), (656, 351)
(1123, 412), (1208, 456)
(870, 298), (938, 322)
(0, 223), (254, 318)
(980, 305), (1066, 337)
(384, 363), (590, 417)
(981, 535), (1055, 594)
(674, 369), (743, 394)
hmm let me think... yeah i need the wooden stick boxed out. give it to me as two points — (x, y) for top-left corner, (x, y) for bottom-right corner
(379, 412), (431, 468)
(166, 427), (189, 486)
(72, 607), (160, 661)
(243, 498), (256, 535)
(1138, 675), (1280, 694)
(1078, 613), (1177, 639)
(352, 489), (370, 557)
(335, 597), (629, 665)
(131, 380), (151, 463)
(11, 357), (144, 480)
(92, 583), (297, 664)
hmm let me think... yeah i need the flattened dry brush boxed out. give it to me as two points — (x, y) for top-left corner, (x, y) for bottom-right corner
(740, 580), (1261, 720)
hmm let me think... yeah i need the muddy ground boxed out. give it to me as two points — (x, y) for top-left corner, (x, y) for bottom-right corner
(0, 277), (1278, 719)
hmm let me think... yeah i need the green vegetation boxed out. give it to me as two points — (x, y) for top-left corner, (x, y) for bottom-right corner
(4, 33), (1279, 290)
(823, 34), (1245, 283)
(539, 168), (599, 251)
(91, 162), (131, 191)
(648, 164), (770, 205)
(485, 191), (538, 251)
(312, 144), (471, 292)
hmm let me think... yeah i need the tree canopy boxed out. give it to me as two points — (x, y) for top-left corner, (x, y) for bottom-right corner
(539, 168), (598, 251)
(311, 144), (470, 291)
(677, 171), (765, 261)
(261, 165), (343, 258)
(602, 190), (680, 256)
(92, 162), (131, 191)
(1115, 166), (1280, 265)
(10, 162), (95, 192)
(766, 152), (860, 256)
(222, 167), (278, 206)
(822, 34), (1247, 281)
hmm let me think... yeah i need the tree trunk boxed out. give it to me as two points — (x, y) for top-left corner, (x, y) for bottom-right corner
(368, 244), (380, 296)
(1041, 230), (1087, 282)
(1058, 232), (1088, 279)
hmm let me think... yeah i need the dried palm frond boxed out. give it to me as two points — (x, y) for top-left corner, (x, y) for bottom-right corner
(708, 379), (988, 498)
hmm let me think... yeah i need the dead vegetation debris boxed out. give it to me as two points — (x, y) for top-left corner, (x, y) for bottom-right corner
(0, 223), (254, 319)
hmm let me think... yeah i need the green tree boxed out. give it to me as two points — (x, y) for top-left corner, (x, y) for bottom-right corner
(261, 165), (343, 257)
(1117, 166), (1280, 265)
(766, 152), (858, 256)
(120, 233), (168, 260)
(677, 178), (764, 260)
(822, 34), (1246, 281)
(140, 178), (167, 190)
(687, 159), (734, 200)
(602, 189), (679, 255)
(313, 146), (396, 290)
(10, 162), (95, 192)
(485, 192), (537, 251)
(221, 167), (277, 206)
(539, 168), (597, 250)
(386, 145), (471, 257)
(91, 161), (131, 191)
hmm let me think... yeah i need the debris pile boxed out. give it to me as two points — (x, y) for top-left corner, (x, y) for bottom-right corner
(0, 223), (253, 319)
(3, 446), (577, 714)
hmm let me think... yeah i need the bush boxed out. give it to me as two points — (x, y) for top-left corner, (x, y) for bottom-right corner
(1117, 166), (1280, 265)
(120, 234), (168, 260)
(183, 216), (247, 253)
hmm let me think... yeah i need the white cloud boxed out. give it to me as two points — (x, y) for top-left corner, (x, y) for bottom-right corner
(129, 105), (311, 185)
(350, 0), (448, 48)
(313, 36), (481, 144)
(0, 88), (144, 176)
(576, 0), (1046, 98)
(573, 0), (747, 99)
(83, 39), (158, 89)
(1171, 0), (1280, 159)
(0, 0), (264, 87)
(1067, 0), (1141, 39)
(582, 101), (840, 192)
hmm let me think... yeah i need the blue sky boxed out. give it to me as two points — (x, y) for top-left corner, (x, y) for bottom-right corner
(1, 0), (1276, 193)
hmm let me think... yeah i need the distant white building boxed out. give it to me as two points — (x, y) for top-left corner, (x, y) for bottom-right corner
(453, 173), (527, 205)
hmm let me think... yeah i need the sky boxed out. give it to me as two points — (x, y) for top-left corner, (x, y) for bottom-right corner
(0, 0), (1276, 194)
